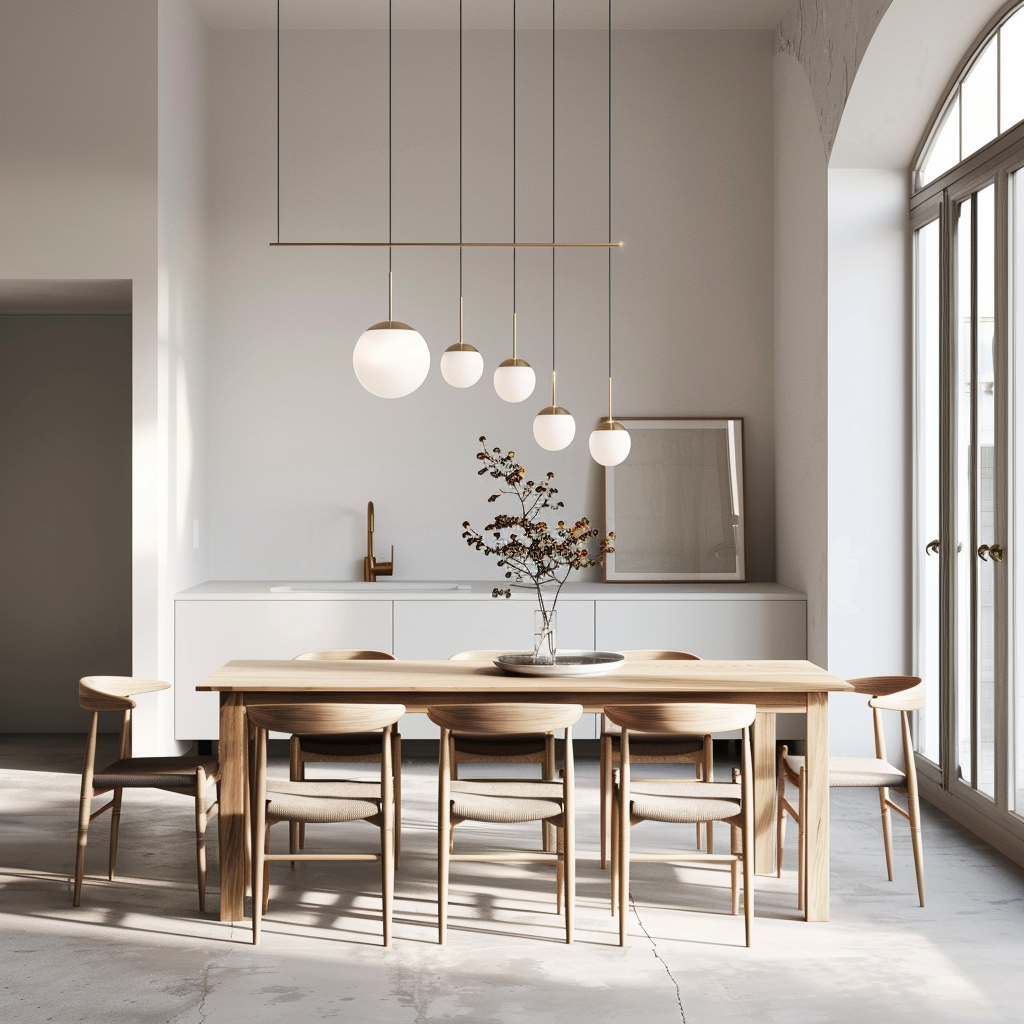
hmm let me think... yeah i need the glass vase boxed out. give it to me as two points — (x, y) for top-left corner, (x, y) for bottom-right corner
(533, 608), (557, 665)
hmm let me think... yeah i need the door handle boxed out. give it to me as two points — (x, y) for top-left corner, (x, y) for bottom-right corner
(926, 539), (940, 555)
(990, 544), (1004, 563)
(978, 544), (990, 561)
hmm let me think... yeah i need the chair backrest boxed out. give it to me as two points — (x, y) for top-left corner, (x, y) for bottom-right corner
(605, 703), (756, 735)
(847, 675), (921, 698)
(620, 650), (701, 661)
(427, 703), (583, 734)
(79, 676), (169, 712)
(448, 650), (509, 661)
(869, 681), (926, 712)
(247, 703), (405, 734)
(294, 649), (396, 661)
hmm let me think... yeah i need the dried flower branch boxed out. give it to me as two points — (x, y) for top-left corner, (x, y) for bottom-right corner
(462, 437), (615, 632)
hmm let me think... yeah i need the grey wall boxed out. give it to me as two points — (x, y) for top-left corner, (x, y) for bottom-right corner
(0, 315), (132, 732)
(204, 27), (777, 585)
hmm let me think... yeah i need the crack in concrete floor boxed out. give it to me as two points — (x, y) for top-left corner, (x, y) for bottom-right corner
(631, 893), (687, 1023)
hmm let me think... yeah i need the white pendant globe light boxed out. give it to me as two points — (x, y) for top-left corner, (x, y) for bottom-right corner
(441, 298), (483, 388)
(533, 371), (576, 451)
(588, 0), (630, 467)
(493, 312), (535, 402)
(353, 271), (430, 398)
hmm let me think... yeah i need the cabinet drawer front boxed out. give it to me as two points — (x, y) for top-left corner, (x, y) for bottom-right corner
(174, 600), (392, 740)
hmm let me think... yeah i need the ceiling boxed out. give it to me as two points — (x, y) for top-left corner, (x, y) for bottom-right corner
(191, 0), (794, 32)
(0, 280), (132, 315)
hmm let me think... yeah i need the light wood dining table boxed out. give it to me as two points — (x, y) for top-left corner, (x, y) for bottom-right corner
(198, 657), (851, 923)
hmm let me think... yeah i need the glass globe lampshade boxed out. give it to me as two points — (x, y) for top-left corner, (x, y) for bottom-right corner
(588, 418), (631, 466)
(493, 358), (536, 403)
(440, 344), (483, 388)
(533, 405), (576, 451)
(352, 320), (430, 399)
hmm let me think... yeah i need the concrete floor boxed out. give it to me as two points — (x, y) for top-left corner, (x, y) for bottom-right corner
(2, 735), (1023, 1023)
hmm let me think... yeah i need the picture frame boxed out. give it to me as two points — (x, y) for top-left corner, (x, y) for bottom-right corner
(603, 418), (746, 582)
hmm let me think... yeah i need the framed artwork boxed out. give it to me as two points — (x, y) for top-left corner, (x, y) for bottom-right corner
(603, 418), (746, 582)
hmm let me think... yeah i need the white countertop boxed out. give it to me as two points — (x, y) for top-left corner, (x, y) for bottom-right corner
(175, 580), (806, 601)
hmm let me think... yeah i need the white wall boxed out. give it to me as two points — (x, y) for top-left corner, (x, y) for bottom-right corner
(827, 168), (910, 757)
(0, 0), (165, 749)
(203, 28), (777, 586)
(773, 51), (828, 671)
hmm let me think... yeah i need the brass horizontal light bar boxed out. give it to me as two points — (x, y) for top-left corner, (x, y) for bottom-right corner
(269, 241), (624, 248)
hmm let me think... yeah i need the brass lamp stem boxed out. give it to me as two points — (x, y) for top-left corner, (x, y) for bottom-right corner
(388, 270), (393, 321)
(608, 375), (613, 420)
(512, 312), (518, 360)
(552, 369), (557, 406)
(460, 295), (464, 348)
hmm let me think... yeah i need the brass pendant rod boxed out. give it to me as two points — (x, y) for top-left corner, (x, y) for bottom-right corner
(269, 241), (623, 247)
(552, 368), (557, 406)
(512, 312), (518, 360)
(608, 374), (613, 420)
(389, 270), (393, 321)
(459, 295), (464, 348)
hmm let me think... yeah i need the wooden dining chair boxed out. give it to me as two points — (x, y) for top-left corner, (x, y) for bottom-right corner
(608, 703), (756, 947)
(73, 676), (220, 910)
(427, 702), (582, 945)
(599, 651), (709, 868)
(249, 702), (404, 946)
(776, 676), (925, 909)
(449, 650), (558, 852)
(289, 650), (402, 865)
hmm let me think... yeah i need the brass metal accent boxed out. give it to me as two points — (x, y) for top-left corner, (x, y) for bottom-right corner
(593, 417), (627, 431)
(270, 241), (625, 248)
(990, 543), (1005, 563)
(444, 341), (479, 354)
(497, 357), (530, 368)
(367, 320), (414, 332)
(363, 501), (394, 582)
(926, 539), (940, 555)
(977, 543), (990, 561)
(537, 405), (571, 416)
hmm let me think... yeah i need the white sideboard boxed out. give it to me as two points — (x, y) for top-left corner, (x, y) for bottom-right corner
(174, 581), (807, 741)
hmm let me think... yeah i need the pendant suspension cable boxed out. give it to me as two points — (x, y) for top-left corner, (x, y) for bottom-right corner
(459, 0), (463, 346)
(608, 0), (612, 413)
(551, 0), (556, 381)
(389, 0), (393, 283)
(277, 0), (280, 245)
(512, 0), (517, 348)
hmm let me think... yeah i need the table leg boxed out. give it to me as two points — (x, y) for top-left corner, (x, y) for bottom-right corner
(218, 693), (247, 922)
(804, 691), (829, 921)
(753, 711), (777, 874)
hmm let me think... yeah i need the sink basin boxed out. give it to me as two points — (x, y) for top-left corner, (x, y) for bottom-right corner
(269, 582), (471, 593)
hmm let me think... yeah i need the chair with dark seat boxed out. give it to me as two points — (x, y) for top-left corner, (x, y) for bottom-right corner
(427, 702), (582, 945)
(73, 676), (219, 910)
(289, 650), (402, 863)
(608, 702), (755, 947)
(249, 702), (404, 945)
(777, 676), (925, 908)
(599, 650), (709, 867)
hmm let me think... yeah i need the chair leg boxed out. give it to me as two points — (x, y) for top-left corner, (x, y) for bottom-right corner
(393, 732), (402, 871)
(108, 788), (123, 881)
(742, 824), (754, 948)
(600, 735), (612, 868)
(731, 825), (740, 915)
(73, 795), (92, 908)
(565, 814), (575, 945)
(544, 734), (556, 853)
(289, 738), (301, 867)
(438, 814), (449, 946)
(196, 775), (209, 913)
(695, 763), (703, 850)
(556, 825), (565, 914)
(382, 819), (394, 948)
(262, 826), (272, 915)
(776, 759), (787, 879)
(252, 823), (264, 946)
(879, 785), (895, 882)
(610, 785), (619, 916)
(797, 766), (807, 913)
(618, 799), (630, 947)
(907, 789), (926, 908)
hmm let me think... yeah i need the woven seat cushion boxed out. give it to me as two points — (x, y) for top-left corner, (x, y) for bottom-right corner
(606, 733), (704, 758)
(785, 755), (905, 789)
(265, 780), (381, 823)
(453, 733), (549, 758)
(94, 756), (219, 792)
(625, 780), (743, 824)
(297, 733), (387, 758)
(450, 780), (564, 824)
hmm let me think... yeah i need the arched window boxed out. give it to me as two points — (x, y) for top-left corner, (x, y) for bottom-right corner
(912, 1), (1024, 846)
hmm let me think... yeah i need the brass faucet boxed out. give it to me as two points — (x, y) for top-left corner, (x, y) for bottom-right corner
(363, 501), (393, 582)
